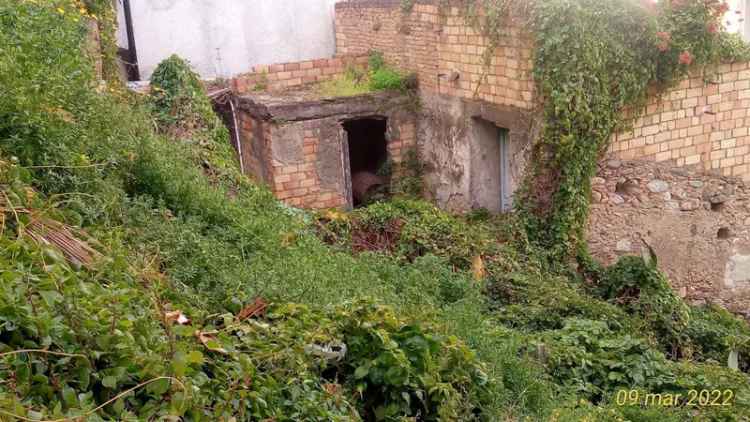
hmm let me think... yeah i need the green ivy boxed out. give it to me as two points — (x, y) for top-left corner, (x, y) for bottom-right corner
(448, 0), (750, 262)
(520, 0), (749, 260)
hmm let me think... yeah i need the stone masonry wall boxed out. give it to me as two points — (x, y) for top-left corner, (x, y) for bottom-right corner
(588, 159), (750, 314)
(232, 55), (369, 94)
(610, 63), (750, 181)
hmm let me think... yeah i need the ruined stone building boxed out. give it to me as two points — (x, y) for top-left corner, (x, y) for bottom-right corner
(227, 0), (750, 313)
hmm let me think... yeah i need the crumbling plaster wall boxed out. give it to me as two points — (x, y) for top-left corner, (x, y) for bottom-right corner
(418, 93), (536, 212)
(588, 159), (750, 314)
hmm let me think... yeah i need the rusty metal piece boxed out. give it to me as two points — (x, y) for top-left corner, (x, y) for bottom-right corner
(351, 171), (385, 204)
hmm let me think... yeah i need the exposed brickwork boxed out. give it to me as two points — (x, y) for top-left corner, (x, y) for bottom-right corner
(331, 1), (750, 312)
(237, 112), (271, 183)
(261, 118), (417, 209)
(236, 92), (418, 210)
(270, 120), (348, 209)
(232, 55), (369, 94)
(610, 63), (750, 180)
(335, 1), (535, 109)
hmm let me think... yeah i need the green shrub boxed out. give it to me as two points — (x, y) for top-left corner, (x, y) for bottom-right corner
(369, 67), (407, 91)
(540, 318), (674, 400)
(687, 305), (750, 370)
(367, 50), (386, 71)
(318, 50), (411, 97)
(149, 55), (218, 129)
(321, 198), (493, 269)
(336, 302), (491, 420)
(596, 256), (690, 356)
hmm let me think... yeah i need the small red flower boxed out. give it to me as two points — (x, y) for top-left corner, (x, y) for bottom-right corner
(679, 51), (694, 65)
(716, 2), (730, 15)
(656, 31), (671, 41)
(707, 22), (719, 33)
(655, 32), (671, 52)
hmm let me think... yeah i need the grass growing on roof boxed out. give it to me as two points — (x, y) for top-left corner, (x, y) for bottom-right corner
(317, 51), (412, 98)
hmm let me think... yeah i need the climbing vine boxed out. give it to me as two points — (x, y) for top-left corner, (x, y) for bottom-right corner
(447, 0), (750, 262)
(83, 0), (121, 84)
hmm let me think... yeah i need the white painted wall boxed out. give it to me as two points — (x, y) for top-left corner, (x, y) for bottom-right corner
(122, 0), (340, 80)
(725, 0), (749, 40)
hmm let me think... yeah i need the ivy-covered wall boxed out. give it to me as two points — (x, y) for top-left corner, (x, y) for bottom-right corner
(334, 0), (750, 309)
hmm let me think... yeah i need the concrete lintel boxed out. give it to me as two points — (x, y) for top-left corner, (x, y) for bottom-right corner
(237, 91), (413, 123)
(463, 98), (533, 135)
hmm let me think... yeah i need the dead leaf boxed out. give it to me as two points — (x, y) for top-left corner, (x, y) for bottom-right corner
(237, 298), (268, 321)
(472, 255), (486, 282)
(164, 310), (190, 325)
(195, 330), (229, 355)
(24, 187), (36, 204)
(323, 383), (342, 395)
(323, 209), (348, 222)
(280, 232), (297, 247)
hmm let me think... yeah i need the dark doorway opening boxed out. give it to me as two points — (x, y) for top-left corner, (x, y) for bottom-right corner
(343, 118), (389, 206)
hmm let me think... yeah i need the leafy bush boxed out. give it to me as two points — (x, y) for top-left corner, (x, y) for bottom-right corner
(318, 50), (413, 97)
(595, 256), (690, 356)
(336, 302), (491, 420)
(687, 305), (750, 370)
(539, 318), (674, 400)
(369, 68), (407, 91)
(320, 198), (493, 269)
(149, 55), (221, 130)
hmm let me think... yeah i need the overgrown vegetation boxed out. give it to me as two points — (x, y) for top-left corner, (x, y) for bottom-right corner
(319, 51), (414, 98)
(518, 0), (750, 261)
(1, 0), (750, 421)
(444, 0), (750, 263)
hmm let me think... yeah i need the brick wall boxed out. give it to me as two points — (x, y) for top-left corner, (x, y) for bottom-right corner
(236, 91), (418, 210)
(610, 63), (750, 181)
(264, 118), (417, 209)
(335, 0), (535, 109)
(232, 55), (369, 94)
(269, 120), (348, 209)
(237, 112), (271, 183)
